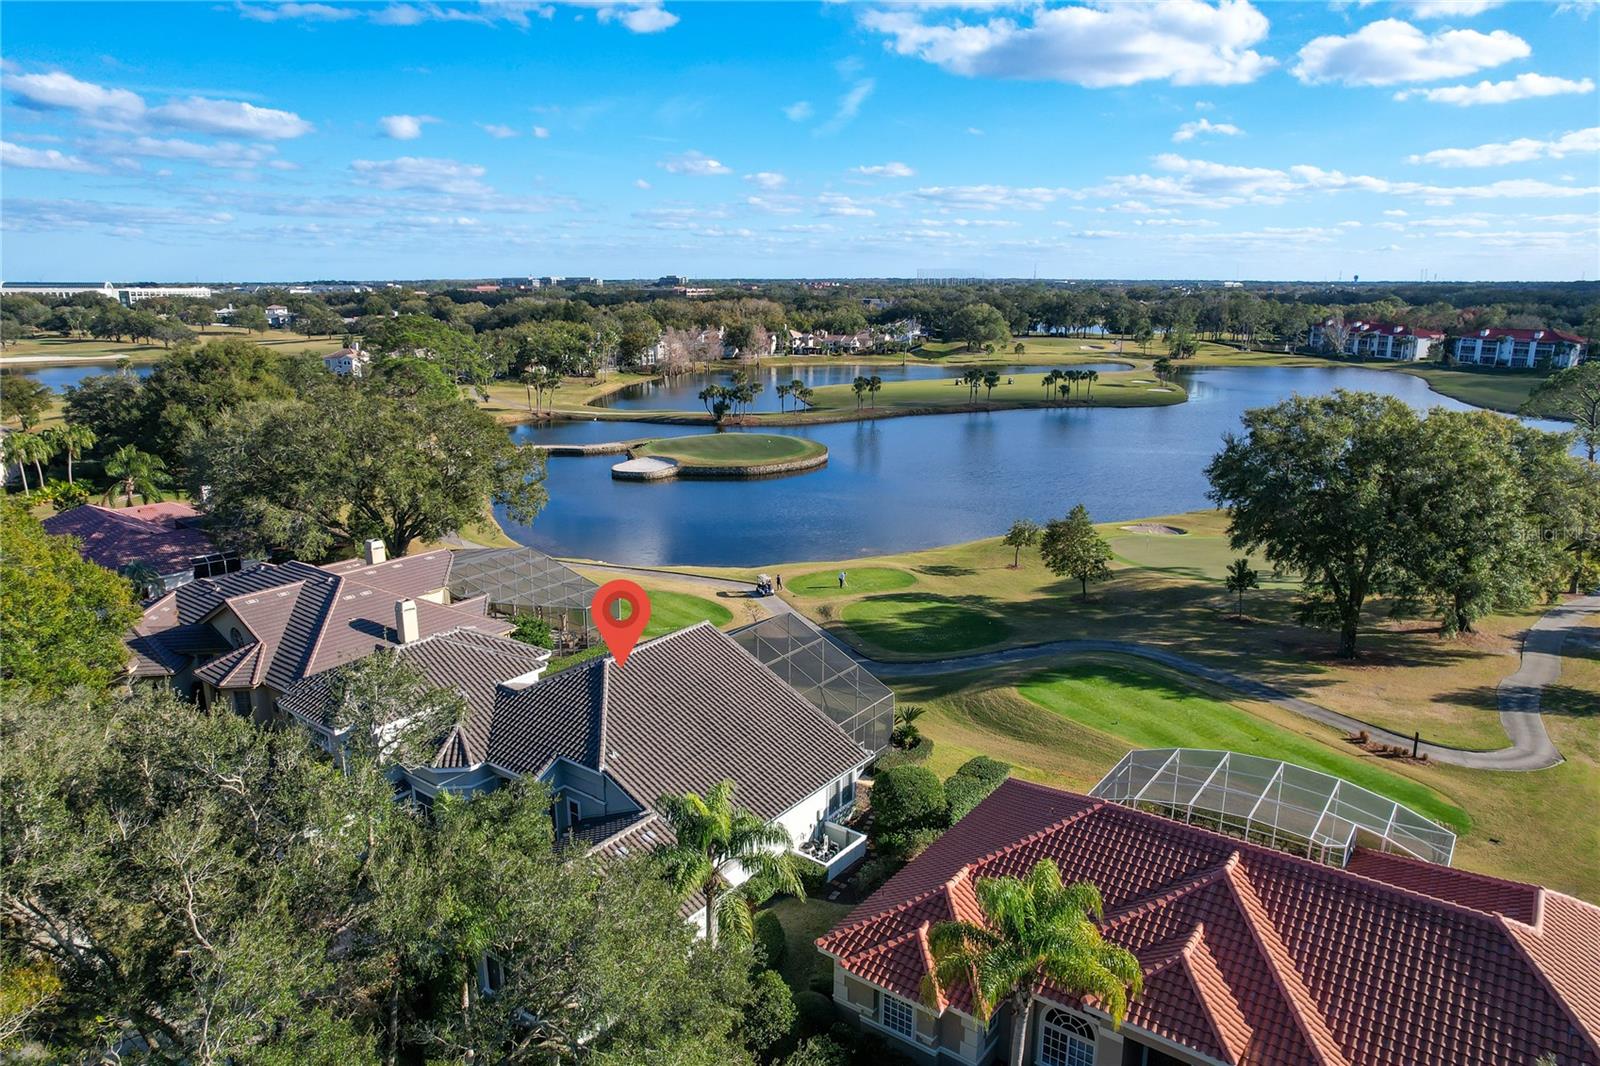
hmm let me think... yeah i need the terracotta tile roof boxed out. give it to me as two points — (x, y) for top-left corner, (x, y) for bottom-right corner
(43, 502), (215, 576)
(818, 779), (1600, 1066)
(435, 622), (870, 821)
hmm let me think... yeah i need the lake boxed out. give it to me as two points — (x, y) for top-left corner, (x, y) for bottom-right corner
(13, 363), (155, 391)
(504, 364), (1574, 567)
(589, 361), (1131, 414)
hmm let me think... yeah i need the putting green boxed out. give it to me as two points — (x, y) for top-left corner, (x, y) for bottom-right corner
(840, 593), (1012, 655)
(787, 567), (917, 597)
(637, 433), (826, 468)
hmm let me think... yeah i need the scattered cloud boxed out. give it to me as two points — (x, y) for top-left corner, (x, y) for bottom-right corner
(379, 113), (437, 140)
(152, 96), (314, 138)
(914, 184), (1072, 211)
(593, 2), (678, 33)
(0, 140), (103, 173)
(816, 79), (874, 135)
(350, 155), (492, 195)
(744, 171), (787, 189)
(817, 193), (875, 217)
(1172, 118), (1242, 142)
(966, 126), (984, 136)
(1408, 127), (1600, 167)
(479, 122), (518, 138)
(3, 69), (146, 121)
(85, 135), (282, 169)
(633, 177), (651, 189)
(658, 149), (731, 175)
(858, 1), (1275, 87)
(1398, 0), (1503, 16)
(783, 101), (813, 122)
(236, 2), (357, 22)
(853, 161), (915, 178)
(1293, 20), (1529, 86)
(532, 125), (550, 138)
(1393, 72), (1596, 105)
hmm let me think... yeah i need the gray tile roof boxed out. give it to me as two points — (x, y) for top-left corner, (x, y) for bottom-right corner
(437, 621), (870, 821)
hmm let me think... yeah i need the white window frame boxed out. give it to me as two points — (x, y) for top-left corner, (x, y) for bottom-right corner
(1037, 1007), (1096, 1066)
(880, 993), (917, 1039)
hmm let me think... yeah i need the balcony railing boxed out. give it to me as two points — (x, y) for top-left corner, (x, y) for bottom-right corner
(794, 821), (868, 881)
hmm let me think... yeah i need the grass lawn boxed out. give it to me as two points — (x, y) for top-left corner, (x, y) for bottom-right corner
(636, 433), (826, 468)
(0, 328), (346, 365)
(801, 370), (1182, 413)
(840, 593), (1013, 655)
(547, 573), (752, 673)
(1014, 662), (1469, 832)
(893, 656), (1600, 900)
(1398, 364), (1549, 414)
(739, 510), (1522, 753)
(787, 566), (917, 598)
(764, 896), (851, 994)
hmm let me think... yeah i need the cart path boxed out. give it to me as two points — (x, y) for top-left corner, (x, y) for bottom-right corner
(554, 560), (1596, 773)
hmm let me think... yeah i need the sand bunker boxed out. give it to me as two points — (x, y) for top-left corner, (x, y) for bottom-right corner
(1120, 523), (1187, 535)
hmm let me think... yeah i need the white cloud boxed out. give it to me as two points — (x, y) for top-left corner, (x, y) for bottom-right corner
(236, 3), (357, 22)
(853, 161), (915, 178)
(1293, 20), (1529, 86)
(783, 100), (813, 122)
(1172, 118), (1242, 142)
(379, 113), (437, 140)
(858, 0), (1275, 88)
(479, 122), (518, 138)
(817, 79), (874, 135)
(966, 126), (984, 135)
(594, 2), (677, 33)
(86, 135), (280, 169)
(1408, 127), (1600, 167)
(151, 96), (314, 138)
(350, 156), (491, 195)
(744, 171), (787, 189)
(0, 139), (103, 173)
(1383, 208), (1409, 216)
(658, 150), (731, 175)
(1393, 72), (1596, 105)
(817, 193), (875, 217)
(2, 69), (145, 120)
(914, 184), (1072, 210)
(1400, 0), (1503, 16)
(532, 125), (550, 138)
(633, 178), (651, 189)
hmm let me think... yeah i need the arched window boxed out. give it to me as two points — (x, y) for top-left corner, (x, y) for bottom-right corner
(1038, 1008), (1096, 1066)
(229, 626), (243, 647)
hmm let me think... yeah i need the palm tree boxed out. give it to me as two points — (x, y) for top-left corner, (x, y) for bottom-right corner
(3, 433), (31, 492)
(1042, 369), (1061, 402)
(925, 859), (1142, 1066)
(521, 365), (540, 413)
(776, 383), (792, 413)
(654, 780), (805, 948)
(867, 375), (883, 408)
(1084, 370), (1099, 399)
(48, 423), (96, 485)
(982, 369), (1001, 402)
(101, 445), (168, 506)
(10, 431), (54, 489)
(852, 376), (869, 409)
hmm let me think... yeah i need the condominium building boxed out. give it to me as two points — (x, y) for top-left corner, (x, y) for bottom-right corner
(1453, 327), (1587, 370)
(1308, 319), (1444, 362)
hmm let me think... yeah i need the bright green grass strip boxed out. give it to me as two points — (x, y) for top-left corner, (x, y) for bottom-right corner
(840, 593), (1012, 655)
(787, 566), (917, 598)
(547, 589), (733, 673)
(1017, 662), (1470, 834)
(639, 433), (825, 466)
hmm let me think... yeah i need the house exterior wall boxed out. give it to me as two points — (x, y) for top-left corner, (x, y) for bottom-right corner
(540, 758), (641, 831)
(772, 765), (864, 850)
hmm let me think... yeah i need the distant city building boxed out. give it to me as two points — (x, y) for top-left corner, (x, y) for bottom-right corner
(1310, 319), (1444, 362)
(498, 277), (533, 289)
(656, 274), (688, 287)
(559, 276), (602, 288)
(0, 281), (212, 305)
(1453, 327), (1587, 370)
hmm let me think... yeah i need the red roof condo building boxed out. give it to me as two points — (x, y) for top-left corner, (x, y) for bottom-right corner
(817, 778), (1599, 1066)
(1453, 328), (1587, 370)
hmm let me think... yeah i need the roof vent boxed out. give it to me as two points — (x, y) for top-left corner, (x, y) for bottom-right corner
(363, 538), (387, 566)
(395, 599), (420, 645)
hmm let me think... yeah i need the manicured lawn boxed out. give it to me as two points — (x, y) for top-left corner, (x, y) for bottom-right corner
(1399, 364), (1549, 415)
(0, 328), (345, 363)
(839, 593), (1012, 655)
(636, 433), (826, 468)
(787, 566), (916, 598)
(642, 588), (734, 635)
(802, 370), (1182, 413)
(1014, 662), (1469, 832)
(764, 896), (851, 994)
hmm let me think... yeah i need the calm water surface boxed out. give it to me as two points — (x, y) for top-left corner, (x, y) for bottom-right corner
(16, 363), (154, 391)
(591, 361), (1130, 413)
(504, 364), (1572, 567)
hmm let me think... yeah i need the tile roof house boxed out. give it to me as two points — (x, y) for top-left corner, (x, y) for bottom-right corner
(129, 543), (513, 721)
(1453, 327), (1587, 370)
(43, 502), (230, 596)
(391, 621), (876, 925)
(1308, 319), (1445, 363)
(817, 778), (1600, 1066)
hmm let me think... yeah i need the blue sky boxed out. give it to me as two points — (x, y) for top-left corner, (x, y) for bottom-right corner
(2, 0), (1597, 281)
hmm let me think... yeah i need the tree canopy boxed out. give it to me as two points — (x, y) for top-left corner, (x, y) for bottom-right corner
(1039, 504), (1114, 602)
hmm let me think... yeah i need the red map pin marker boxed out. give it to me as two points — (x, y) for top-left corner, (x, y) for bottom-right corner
(591, 579), (651, 668)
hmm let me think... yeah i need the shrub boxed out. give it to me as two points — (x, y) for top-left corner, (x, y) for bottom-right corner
(877, 827), (941, 862)
(754, 909), (787, 972)
(852, 855), (903, 895)
(870, 765), (945, 837)
(872, 737), (933, 771)
(809, 970), (835, 995)
(510, 614), (553, 648)
(784, 1035), (852, 1066)
(794, 990), (835, 1035)
(742, 969), (797, 1056)
(944, 756), (1011, 823)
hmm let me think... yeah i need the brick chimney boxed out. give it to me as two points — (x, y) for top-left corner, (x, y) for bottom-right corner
(394, 598), (419, 645)
(363, 538), (387, 565)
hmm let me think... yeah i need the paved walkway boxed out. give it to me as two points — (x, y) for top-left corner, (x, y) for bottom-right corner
(558, 560), (1597, 773)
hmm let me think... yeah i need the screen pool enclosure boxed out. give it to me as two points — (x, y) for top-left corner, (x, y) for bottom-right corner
(730, 612), (894, 755)
(1091, 748), (1455, 868)
(446, 547), (599, 650)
